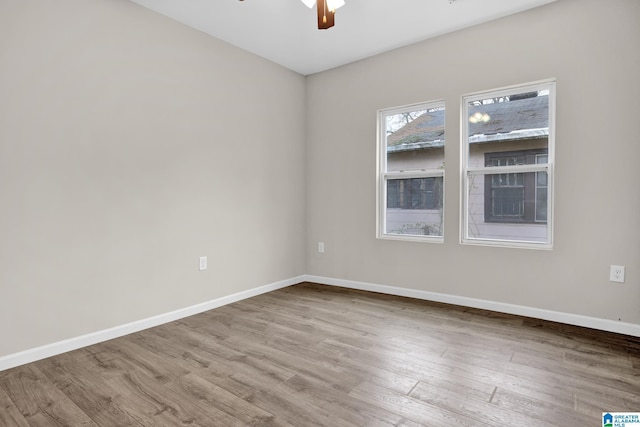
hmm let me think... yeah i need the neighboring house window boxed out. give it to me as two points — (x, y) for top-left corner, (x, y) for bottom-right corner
(462, 80), (555, 248)
(377, 101), (445, 241)
(387, 178), (441, 210)
(484, 149), (548, 223)
(535, 153), (548, 222)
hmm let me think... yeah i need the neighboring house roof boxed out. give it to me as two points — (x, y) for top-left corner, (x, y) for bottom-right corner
(387, 95), (549, 153)
(387, 109), (445, 151)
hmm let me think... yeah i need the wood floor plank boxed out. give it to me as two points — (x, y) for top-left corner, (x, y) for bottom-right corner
(134, 323), (295, 399)
(575, 387), (640, 416)
(282, 373), (421, 427)
(490, 387), (594, 426)
(408, 381), (555, 427)
(220, 332), (363, 393)
(564, 347), (636, 371)
(409, 370), (496, 402)
(0, 282), (638, 426)
(322, 337), (456, 382)
(0, 365), (97, 426)
(245, 384), (357, 427)
(0, 385), (30, 427)
(168, 373), (287, 427)
(154, 322), (298, 382)
(313, 339), (437, 395)
(108, 369), (248, 427)
(445, 352), (588, 411)
(508, 348), (640, 399)
(36, 352), (144, 426)
(349, 380), (491, 426)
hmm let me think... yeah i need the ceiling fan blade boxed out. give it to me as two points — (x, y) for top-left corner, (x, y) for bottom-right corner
(326, 0), (344, 11)
(317, 0), (335, 29)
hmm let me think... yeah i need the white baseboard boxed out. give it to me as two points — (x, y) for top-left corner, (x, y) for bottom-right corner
(303, 275), (640, 338)
(0, 275), (304, 372)
(3, 273), (638, 372)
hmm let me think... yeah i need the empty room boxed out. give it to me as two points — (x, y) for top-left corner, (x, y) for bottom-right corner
(1, 0), (639, 425)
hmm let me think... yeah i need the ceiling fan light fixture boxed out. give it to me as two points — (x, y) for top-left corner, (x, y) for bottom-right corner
(300, 0), (315, 8)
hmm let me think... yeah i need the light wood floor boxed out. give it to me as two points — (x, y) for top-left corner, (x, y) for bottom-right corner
(1, 282), (639, 426)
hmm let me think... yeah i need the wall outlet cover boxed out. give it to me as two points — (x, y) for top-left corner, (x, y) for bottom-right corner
(609, 265), (625, 283)
(199, 256), (208, 271)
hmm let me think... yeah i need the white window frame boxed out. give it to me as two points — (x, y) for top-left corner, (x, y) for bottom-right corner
(461, 80), (556, 249)
(377, 100), (445, 243)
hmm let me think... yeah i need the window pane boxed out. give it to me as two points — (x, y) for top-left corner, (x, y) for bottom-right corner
(483, 149), (547, 224)
(536, 187), (548, 222)
(492, 187), (524, 218)
(468, 172), (547, 242)
(387, 180), (400, 208)
(535, 171), (548, 222)
(386, 177), (443, 237)
(468, 91), (549, 167)
(386, 107), (445, 173)
(387, 178), (440, 210)
(536, 171), (547, 186)
(411, 178), (438, 209)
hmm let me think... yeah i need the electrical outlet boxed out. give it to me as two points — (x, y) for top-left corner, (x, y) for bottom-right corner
(609, 265), (625, 283)
(318, 242), (325, 253)
(199, 256), (208, 271)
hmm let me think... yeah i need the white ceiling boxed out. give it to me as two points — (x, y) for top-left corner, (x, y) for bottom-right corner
(129, 0), (558, 76)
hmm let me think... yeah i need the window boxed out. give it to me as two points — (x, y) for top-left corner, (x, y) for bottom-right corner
(387, 178), (441, 210)
(484, 149), (547, 223)
(377, 101), (445, 241)
(462, 81), (555, 248)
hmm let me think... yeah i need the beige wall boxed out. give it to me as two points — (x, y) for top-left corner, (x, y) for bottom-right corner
(306, 0), (640, 323)
(0, 0), (306, 357)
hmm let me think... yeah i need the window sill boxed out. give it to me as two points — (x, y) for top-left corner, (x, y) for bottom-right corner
(461, 237), (552, 250)
(378, 233), (444, 244)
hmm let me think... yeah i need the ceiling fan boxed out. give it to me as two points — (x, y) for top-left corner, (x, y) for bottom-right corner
(239, 0), (345, 30)
(300, 0), (345, 30)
